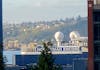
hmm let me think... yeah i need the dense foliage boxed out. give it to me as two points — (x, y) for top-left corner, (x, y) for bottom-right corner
(38, 42), (54, 70)
(0, 42), (4, 69)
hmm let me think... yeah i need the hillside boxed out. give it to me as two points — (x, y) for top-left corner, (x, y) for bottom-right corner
(3, 17), (88, 43)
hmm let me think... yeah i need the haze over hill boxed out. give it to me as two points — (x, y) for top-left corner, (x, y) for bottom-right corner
(3, 16), (87, 44)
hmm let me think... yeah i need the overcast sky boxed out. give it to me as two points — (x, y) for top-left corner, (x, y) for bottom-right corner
(3, 0), (87, 23)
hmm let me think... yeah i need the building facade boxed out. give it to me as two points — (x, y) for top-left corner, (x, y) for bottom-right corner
(88, 0), (100, 70)
(93, 1), (100, 70)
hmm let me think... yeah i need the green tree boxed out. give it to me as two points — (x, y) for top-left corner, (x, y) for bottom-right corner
(0, 52), (4, 70)
(29, 42), (62, 70)
(38, 42), (54, 70)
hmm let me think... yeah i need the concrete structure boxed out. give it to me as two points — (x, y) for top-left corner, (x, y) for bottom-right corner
(88, 0), (100, 70)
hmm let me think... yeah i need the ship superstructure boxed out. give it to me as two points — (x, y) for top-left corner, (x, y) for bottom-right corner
(21, 31), (88, 55)
(14, 31), (88, 70)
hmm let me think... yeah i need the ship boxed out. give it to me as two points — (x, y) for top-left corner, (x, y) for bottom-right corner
(13, 31), (88, 70)
(21, 31), (88, 54)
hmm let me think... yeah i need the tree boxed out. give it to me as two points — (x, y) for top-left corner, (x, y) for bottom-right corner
(29, 42), (62, 70)
(38, 42), (54, 70)
(0, 53), (4, 70)
(0, 0), (4, 70)
(37, 42), (62, 70)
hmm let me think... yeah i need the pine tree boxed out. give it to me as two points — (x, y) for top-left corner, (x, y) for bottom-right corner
(38, 42), (54, 70)
(30, 42), (62, 70)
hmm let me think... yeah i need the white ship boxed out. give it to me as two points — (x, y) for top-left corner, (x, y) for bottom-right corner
(21, 31), (88, 55)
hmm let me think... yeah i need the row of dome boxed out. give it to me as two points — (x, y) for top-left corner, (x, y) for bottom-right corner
(54, 31), (80, 41)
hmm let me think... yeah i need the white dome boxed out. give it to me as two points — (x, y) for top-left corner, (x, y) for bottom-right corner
(54, 31), (64, 41)
(69, 31), (80, 40)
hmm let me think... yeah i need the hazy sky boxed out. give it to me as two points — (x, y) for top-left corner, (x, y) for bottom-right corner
(3, 0), (87, 23)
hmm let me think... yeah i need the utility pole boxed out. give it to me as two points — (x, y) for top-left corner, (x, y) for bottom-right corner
(88, 0), (94, 70)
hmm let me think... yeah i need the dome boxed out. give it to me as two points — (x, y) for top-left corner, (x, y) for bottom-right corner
(54, 31), (64, 41)
(69, 31), (80, 40)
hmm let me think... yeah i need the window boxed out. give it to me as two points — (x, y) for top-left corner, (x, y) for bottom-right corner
(93, 12), (100, 22)
(94, 24), (100, 40)
(94, 62), (100, 70)
(94, 43), (100, 56)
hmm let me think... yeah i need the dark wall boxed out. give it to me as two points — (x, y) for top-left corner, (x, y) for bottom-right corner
(93, 10), (100, 70)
